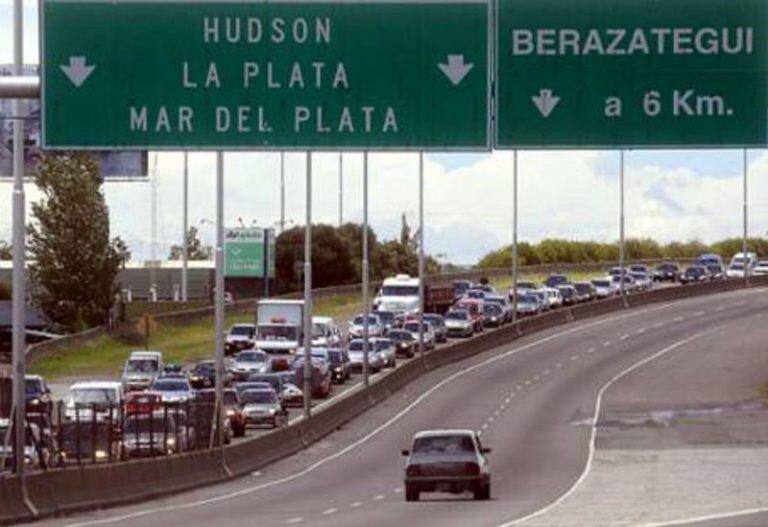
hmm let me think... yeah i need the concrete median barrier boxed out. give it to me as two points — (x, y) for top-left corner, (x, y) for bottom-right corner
(2, 278), (765, 524)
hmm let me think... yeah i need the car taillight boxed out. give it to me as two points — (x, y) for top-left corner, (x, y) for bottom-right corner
(406, 465), (421, 477)
(463, 462), (480, 475)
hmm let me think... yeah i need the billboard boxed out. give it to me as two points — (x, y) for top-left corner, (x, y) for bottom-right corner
(0, 65), (148, 178)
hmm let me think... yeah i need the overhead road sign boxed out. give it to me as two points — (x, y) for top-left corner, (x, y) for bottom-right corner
(495, 0), (768, 149)
(41, 0), (490, 151)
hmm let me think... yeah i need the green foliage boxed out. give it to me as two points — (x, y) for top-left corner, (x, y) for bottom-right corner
(0, 282), (10, 301)
(28, 152), (128, 332)
(0, 241), (11, 260)
(168, 226), (213, 261)
(477, 236), (768, 269)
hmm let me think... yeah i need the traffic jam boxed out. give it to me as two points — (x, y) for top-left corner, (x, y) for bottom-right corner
(2, 252), (761, 474)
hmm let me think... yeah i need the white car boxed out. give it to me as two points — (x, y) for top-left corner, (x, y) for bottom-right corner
(591, 278), (615, 299)
(231, 349), (271, 379)
(348, 313), (384, 339)
(225, 323), (256, 355)
(753, 260), (768, 275)
(150, 375), (194, 404)
(538, 287), (563, 309)
(311, 316), (342, 348)
(65, 381), (124, 422)
(121, 350), (164, 392)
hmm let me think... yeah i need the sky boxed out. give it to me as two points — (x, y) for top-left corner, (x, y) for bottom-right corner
(1, 1), (767, 265)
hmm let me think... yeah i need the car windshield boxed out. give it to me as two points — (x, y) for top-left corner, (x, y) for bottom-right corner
(70, 388), (117, 405)
(348, 341), (373, 352)
(25, 379), (43, 395)
(242, 391), (277, 404)
(374, 340), (392, 351)
(382, 285), (418, 296)
(237, 352), (266, 363)
(412, 434), (475, 455)
(152, 379), (188, 391)
(353, 315), (379, 325)
(730, 264), (744, 270)
(404, 323), (429, 332)
(125, 359), (158, 374)
(193, 362), (214, 373)
(520, 294), (539, 303)
(311, 323), (328, 338)
(389, 330), (413, 340)
(593, 280), (610, 287)
(376, 312), (396, 324)
(230, 326), (254, 337)
(424, 316), (444, 326)
(446, 311), (469, 321)
(327, 350), (342, 362)
(484, 305), (501, 314)
(257, 326), (298, 340)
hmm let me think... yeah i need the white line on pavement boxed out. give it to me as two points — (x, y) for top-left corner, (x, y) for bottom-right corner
(322, 508), (337, 516)
(496, 331), (708, 527)
(350, 502), (363, 508)
(638, 506), (768, 527)
(285, 518), (303, 524)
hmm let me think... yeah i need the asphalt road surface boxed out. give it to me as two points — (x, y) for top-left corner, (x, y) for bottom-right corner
(35, 287), (768, 527)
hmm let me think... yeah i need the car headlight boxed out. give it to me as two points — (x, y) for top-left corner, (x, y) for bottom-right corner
(268, 409), (276, 416)
(166, 438), (176, 448)
(334, 366), (343, 372)
(29, 398), (40, 406)
(226, 409), (236, 417)
(95, 450), (108, 461)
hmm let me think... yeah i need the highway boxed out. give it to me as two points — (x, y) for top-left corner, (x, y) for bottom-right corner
(35, 287), (768, 527)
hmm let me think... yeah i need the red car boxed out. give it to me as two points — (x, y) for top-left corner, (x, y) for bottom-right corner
(452, 299), (485, 332)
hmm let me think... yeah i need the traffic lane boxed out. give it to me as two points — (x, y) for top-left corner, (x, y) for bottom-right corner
(36, 288), (766, 527)
(683, 511), (768, 527)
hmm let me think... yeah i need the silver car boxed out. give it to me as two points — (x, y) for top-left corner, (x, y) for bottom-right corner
(241, 388), (286, 428)
(231, 350), (271, 380)
(348, 339), (385, 373)
(150, 376), (194, 405)
(444, 310), (474, 338)
(348, 314), (385, 339)
(371, 338), (397, 368)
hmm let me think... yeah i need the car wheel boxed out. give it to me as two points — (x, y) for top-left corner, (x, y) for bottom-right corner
(405, 485), (420, 502)
(474, 481), (490, 500)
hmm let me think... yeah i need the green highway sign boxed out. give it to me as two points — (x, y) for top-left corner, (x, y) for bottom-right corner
(496, 0), (768, 148)
(42, 0), (489, 150)
(225, 228), (265, 278)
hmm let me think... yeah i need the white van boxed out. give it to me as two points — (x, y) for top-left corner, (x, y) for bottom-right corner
(311, 316), (342, 348)
(726, 252), (758, 278)
(65, 381), (124, 422)
(121, 351), (164, 391)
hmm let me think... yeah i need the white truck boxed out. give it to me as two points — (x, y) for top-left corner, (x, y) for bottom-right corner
(726, 252), (758, 278)
(255, 299), (305, 355)
(372, 274), (454, 314)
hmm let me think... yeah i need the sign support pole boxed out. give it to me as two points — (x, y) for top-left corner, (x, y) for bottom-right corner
(181, 151), (188, 303)
(303, 152), (313, 419)
(362, 152), (370, 388)
(11, 0), (27, 480)
(418, 152), (425, 362)
(339, 153), (344, 227)
(743, 149), (749, 287)
(511, 150), (519, 325)
(279, 152), (286, 234)
(213, 152), (225, 449)
(619, 150), (627, 306)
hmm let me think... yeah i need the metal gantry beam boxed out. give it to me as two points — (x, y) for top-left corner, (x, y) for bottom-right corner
(0, 76), (39, 99)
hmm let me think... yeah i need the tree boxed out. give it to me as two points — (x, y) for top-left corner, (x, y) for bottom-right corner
(0, 241), (10, 260)
(28, 152), (128, 332)
(275, 225), (355, 293)
(168, 226), (213, 261)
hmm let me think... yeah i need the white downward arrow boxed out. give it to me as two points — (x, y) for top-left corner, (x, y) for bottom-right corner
(60, 56), (96, 88)
(532, 89), (560, 118)
(437, 55), (474, 86)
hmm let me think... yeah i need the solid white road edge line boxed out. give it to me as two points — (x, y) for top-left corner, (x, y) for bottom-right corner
(638, 506), (768, 526)
(61, 289), (767, 527)
(496, 332), (707, 527)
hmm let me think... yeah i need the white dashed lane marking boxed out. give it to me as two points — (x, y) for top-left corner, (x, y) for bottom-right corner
(322, 508), (337, 516)
(636, 328), (646, 334)
(373, 495), (385, 501)
(603, 341), (612, 347)
(286, 518), (303, 524)
(350, 501), (363, 508)
(620, 334), (630, 341)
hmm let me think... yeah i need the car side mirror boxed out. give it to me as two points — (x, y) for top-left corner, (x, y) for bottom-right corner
(481, 447), (492, 454)
(401, 449), (410, 456)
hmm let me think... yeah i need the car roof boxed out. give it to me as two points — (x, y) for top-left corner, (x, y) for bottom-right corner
(231, 323), (255, 328)
(312, 316), (333, 324)
(128, 351), (162, 357)
(413, 429), (476, 439)
(242, 388), (276, 395)
(70, 381), (122, 389)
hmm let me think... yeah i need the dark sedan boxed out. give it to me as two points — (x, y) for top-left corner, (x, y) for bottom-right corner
(653, 262), (680, 282)
(388, 329), (416, 358)
(680, 265), (710, 283)
(402, 429), (491, 502)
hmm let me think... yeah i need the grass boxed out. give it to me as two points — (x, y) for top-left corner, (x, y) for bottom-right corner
(31, 291), (363, 381)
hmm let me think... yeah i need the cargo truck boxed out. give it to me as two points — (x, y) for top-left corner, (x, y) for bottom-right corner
(372, 274), (453, 315)
(254, 300), (305, 356)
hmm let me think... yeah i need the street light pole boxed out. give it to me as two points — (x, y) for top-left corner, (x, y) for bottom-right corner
(619, 150), (626, 305)
(303, 153), (313, 418)
(213, 152), (225, 449)
(181, 152), (188, 302)
(280, 152), (286, 234)
(339, 153), (343, 227)
(362, 152), (369, 387)
(511, 150), (518, 325)
(743, 149), (749, 286)
(11, 0), (27, 479)
(418, 152), (425, 362)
